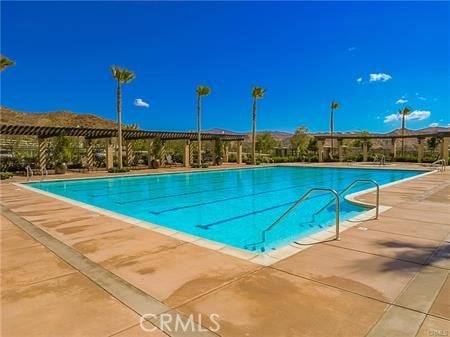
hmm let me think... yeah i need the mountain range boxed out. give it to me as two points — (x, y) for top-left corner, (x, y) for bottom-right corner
(1, 107), (447, 143)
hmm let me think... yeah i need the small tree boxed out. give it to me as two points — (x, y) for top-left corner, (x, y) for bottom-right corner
(427, 137), (438, 152)
(256, 133), (277, 154)
(214, 139), (224, 165)
(152, 137), (164, 160)
(290, 126), (310, 156)
(307, 138), (318, 154)
(352, 131), (372, 149)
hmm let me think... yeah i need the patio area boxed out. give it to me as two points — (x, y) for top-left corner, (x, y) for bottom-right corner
(1, 164), (449, 337)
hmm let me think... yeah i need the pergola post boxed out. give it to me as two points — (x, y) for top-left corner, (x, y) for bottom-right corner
(237, 141), (243, 164)
(338, 139), (344, 162)
(106, 138), (114, 170)
(189, 141), (194, 165)
(126, 141), (134, 167)
(362, 141), (368, 162)
(318, 140), (324, 162)
(441, 137), (449, 164)
(391, 138), (397, 158)
(38, 137), (49, 170)
(85, 139), (94, 170)
(160, 141), (167, 166)
(223, 143), (229, 162)
(417, 137), (424, 163)
(183, 140), (190, 168)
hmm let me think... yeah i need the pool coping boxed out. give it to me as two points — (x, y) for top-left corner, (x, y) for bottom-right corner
(15, 166), (436, 266)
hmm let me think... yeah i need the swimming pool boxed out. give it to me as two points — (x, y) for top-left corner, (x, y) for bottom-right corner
(27, 166), (425, 252)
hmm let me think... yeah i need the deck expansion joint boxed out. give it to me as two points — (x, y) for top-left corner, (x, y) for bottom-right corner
(0, 204), (220, 337)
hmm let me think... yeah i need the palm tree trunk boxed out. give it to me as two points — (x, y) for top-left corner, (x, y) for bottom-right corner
(401, 115), (405, 156)
(197, 95), (202, 166)
(330, 108), (334, 157)
(252, 98), (257, 165)
(117, 81), (123, 169)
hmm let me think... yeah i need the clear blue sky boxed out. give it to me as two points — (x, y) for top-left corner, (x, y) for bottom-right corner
(1, 1), (449, 133)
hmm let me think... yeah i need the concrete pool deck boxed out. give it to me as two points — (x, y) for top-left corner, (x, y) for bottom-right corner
(1, 163), (449, 336)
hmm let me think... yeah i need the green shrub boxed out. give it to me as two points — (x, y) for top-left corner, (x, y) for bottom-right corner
(191, 163), (209, 168)
(270, 156), (300, 163)
(108, 167), (130, 173)
(394, 153), (418, 162)
(0, 172), (13, 180)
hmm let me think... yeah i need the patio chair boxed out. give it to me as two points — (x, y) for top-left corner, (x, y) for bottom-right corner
(164, 155), (182, 168)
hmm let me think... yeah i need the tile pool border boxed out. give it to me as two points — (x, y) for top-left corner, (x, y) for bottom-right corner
(15, 166), (436, 266)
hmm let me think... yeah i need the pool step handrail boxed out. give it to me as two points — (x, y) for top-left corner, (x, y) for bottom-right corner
(312, 179), (380, 222)
(40, 165), (48, 178)
(25, 165), (33, 179)
(262, 188), (341, 245)
(430, 159), (446, 172)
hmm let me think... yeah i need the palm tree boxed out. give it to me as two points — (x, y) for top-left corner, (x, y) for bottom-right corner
(399, 106), (411, 156)
(251, 87), (265, 165)
(330, 101), (340, 156)
(196, 85), (211, 166)
(0, 56), (15, 71)
(111, 66), (136, 169)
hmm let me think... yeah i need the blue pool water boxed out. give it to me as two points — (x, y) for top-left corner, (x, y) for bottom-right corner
(27, 166), (424, 252)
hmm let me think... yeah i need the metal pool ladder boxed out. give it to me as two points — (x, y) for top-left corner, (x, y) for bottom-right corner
(261, 188), (341, 246)
(312, 179), (380, 221)
(246, 179), (380, 252)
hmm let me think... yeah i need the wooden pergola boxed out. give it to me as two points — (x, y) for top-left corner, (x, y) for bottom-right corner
(0, 124), (246, 169)
(313, 131), (450, 163)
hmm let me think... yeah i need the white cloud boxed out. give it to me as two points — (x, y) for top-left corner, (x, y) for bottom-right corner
(428, 122), (439, 127)
(134, 98), (149, 108)
(356, 77), (363, 83)
(395, 98), (408, 104)
(415, 93), (427, 101)
(408, 110), (431, 121)
(369, 73), (392, 82)
(384, 110), (431, 123)
(384, 114), (399, 123)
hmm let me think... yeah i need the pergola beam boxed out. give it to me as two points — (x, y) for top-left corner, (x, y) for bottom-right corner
(0, 124), (246, 142)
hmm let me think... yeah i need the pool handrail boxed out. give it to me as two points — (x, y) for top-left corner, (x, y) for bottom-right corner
(262, 188), (341, 245)
(313, 179), (380, 221)
(430, 159), (446, 172)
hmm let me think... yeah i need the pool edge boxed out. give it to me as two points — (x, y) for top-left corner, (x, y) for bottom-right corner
(14, 168), (436, 266)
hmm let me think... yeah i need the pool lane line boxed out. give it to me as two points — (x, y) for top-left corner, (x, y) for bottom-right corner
(115, 169), (341, 205)
(116, 169), (377, 207)
(41, 166), (299, 196)
(147, 173), (387, 216)
(36, 165), (278, 193)
(102, 169), (417, 207)
(31, 168), (335, 208)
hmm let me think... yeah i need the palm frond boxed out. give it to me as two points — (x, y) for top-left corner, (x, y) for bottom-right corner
(252, 86), (265, 99)
(330, 101), (340, 110)
(196, 85), (211, 96)
(0, 56), (15, 71)
(111, 65), (136, 84)
(400, 107), (412, 116)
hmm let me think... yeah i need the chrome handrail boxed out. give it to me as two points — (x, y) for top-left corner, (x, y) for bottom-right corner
(430, 159), (445, 172)
(25, 165), (33, 180)
(313, 179), (380, 221)
(261, 188), (340, 246)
